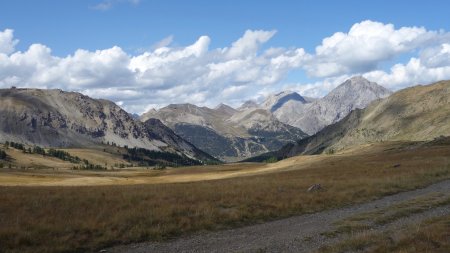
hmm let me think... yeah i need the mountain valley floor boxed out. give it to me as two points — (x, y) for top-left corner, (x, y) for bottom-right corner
(0, 139), (449, 252)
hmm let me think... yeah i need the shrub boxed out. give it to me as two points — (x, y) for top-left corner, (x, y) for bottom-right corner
(264, 156), (278, 163)
(325, 148), (335, 155)
(0, 150), (6, 160)
(154, 163), (167, 170)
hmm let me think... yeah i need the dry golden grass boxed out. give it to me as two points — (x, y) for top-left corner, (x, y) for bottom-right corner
(328, 192), (450, 238)
(0, 141), (449, 253)
(60, 148), (129, 168)
(0, 146), (130, 170)
(320, 215), (450, 253)
(370, 215), (450, 253)
(2, 148), (74, 169)
(0, 150), (323, 186)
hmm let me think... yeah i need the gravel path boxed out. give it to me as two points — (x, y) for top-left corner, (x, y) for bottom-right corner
(107, 179), (450, 253)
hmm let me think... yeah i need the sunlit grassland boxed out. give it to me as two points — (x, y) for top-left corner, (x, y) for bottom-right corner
(319, 214), (450, 253)
(0, 141), (449, 252)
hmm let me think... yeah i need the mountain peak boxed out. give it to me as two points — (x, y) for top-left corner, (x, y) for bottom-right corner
(328, 76), (391, 100)
(215, 103), (233, 110)
(349, 75), (368, 82)
(167, 103), (196, 109)
(274, 80), (450, 158)
(262, 90), (306, 112)
(237, 100), (259, 111)
(214, 103), (237, 116)
(272, 77), (392, 135)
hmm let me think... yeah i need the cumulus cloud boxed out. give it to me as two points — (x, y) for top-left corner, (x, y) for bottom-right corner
(364, 57), (450, 90)
(304, 20), (445, 78)
(0, 29), (307, 113)
(0, 43), (133, 89)
(0, 29), (18, 55)
(1, 20), (450, 114)
(419, 43), (450, 68)
(225, 30), (276, 59)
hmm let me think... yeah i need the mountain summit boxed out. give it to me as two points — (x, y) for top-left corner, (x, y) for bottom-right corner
(273, 76), (392, 134)
(261, 91), (307, 112)
(255, 79), (450, 160)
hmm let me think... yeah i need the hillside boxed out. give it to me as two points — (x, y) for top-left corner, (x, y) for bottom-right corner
(0, 88), (218, 164)
(254, 80), (450, 160)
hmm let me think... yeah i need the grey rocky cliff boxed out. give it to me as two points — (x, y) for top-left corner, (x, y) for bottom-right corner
(0, 88), (216, 162)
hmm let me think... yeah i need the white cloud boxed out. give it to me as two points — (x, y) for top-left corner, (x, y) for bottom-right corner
(152, 35), (174, 49)
(364, 57), (450, 90)
(225, 30), (276, 59)
(419, 43), (450, 68)
(1, 20), (450, 114)
(0, 43), (132, 89)
(305, 20), (442, 78)
(0, 29), (18, 55)
(282, 75), (351, 98)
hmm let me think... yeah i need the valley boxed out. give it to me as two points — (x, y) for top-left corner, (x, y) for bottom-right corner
(1, 139), (450, 252)
(1, 79), (449, 253)
(2, 4), (450, 253)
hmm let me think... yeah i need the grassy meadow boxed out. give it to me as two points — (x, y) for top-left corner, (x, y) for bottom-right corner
(319, 214), (450, 253)
(0, 141), (449, 252)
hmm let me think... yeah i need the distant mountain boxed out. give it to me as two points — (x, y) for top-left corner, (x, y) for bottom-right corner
(140, 76), (389, 161)
(273, 76), (392, 134)
(215, 103), (238, 116)
(249, 80), (450, 161)
(141, 103), (307, 161)
(261, 91), (307, 112)
(237, 100), (259, 111)
(303, 96), (318, 103)
(0, 88), (218, 164)
(129, 113), (140, 120)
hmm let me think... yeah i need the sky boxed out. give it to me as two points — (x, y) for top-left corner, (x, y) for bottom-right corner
(1, 0), (450, 114)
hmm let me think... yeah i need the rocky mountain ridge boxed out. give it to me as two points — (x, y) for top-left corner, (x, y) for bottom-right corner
(141, 76), (391, 161)
(271, 76), (392, 134)
(0, 88), (217, 164)
(248, 79), (450, 161)
(141, 103), (307, 161)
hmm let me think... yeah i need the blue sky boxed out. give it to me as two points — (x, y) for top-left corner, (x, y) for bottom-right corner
(2, 0), (449, 55)
(1, 0), (450, 113)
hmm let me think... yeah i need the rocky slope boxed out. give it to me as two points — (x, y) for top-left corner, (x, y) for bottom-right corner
(237, 100), (259, 111)
(272, 76), (392, 134)
(0, 88), (218, 163)
(141, 103), (307, 161)
(261, 91), (307, 112)
(140, 76), (389, 161)
(251, 80), (450, 160)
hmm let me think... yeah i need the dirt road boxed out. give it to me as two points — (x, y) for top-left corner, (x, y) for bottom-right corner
(107, 179), (450, 253)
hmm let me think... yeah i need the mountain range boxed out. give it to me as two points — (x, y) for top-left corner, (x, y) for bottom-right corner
(0, 76), (411, 164)
(268, 76), (392, 134)
(0, 88), (218, 164)
(142, 76), (391, 161)
(141, 103), (307, 162)
(247, 79), (450, 161)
